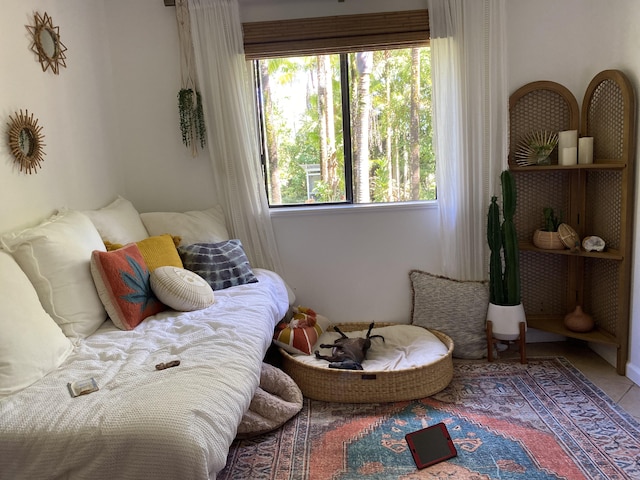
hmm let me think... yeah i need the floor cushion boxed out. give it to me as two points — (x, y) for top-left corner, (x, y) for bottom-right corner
(410, 270), (488, 359)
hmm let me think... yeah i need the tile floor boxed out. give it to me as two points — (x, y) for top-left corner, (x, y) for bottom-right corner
(461, 340), (640, 422)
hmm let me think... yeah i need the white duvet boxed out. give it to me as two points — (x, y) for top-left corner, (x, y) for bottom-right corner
(0, 269), (289, 480)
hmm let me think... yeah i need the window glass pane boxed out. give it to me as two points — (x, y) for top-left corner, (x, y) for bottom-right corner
(348, 48), (435, 202)
(259, 55), (346, 205)
(257, 47), (434, 207)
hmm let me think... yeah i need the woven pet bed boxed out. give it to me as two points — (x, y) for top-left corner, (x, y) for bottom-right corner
(279, 322), (454, 403)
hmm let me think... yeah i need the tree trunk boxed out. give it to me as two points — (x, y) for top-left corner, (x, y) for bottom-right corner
(260, 61), (281, 204)
(409, 47), (421, 201)
(355, 52), (373, 203)
(384, 51), (393, 202)
(317, 55), (338, 199)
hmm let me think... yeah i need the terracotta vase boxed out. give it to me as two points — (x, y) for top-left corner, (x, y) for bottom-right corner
(563, 306), (594, 333)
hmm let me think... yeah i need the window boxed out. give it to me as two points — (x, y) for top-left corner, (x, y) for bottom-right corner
(244, 11), (434, 207)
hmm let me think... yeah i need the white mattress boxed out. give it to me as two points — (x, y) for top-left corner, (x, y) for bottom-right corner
(0, 268), (289, 480)
(293, 324), (450, 370)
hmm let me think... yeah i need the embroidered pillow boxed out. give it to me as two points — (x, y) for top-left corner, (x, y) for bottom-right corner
(91, 244), (166, 330)
(409, 269), (488, 359)
(106, 234), (183, 272)
(150, 266), (215, 312)
(178, 240), (258, 291)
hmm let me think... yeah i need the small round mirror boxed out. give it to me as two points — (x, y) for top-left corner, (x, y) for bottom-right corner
(18, 128), (35, 156)
(7, 110), (46, 174)
(39, 28), (58, 59)
(27, 12), (67, 74)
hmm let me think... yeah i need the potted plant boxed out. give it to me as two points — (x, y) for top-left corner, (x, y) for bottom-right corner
(486, 170), (526, 341)
(532, 207), (564, 250)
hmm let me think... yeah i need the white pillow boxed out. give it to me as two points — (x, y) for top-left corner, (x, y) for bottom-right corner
(0, 210), (108, 338)
(83, 196), (149, 245)
(140, 206), (229, 246)
(150, 266), (215, 311)
(0, 251), (73, 397)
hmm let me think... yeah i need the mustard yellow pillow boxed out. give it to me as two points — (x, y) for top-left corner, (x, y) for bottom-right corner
(105, 234), (183, 271)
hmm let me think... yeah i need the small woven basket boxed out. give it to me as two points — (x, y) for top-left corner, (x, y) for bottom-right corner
(558, 223), (581, 252)
(279, 322), (454, 403)
(532, 229), (565, 250)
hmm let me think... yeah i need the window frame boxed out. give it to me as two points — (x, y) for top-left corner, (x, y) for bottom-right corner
(244, 10), (431, 208)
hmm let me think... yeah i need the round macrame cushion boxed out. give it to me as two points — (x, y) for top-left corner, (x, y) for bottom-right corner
(236, 362), (303, 439)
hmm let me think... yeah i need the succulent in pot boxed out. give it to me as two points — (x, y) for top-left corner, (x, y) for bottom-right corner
(532, 207), (564, 250)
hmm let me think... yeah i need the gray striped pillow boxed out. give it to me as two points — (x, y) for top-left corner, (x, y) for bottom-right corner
(178, 240), (258, 291)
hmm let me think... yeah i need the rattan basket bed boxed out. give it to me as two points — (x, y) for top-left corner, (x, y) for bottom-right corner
(279, 322), (454, 403)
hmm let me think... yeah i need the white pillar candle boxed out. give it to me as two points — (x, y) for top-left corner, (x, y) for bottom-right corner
(560, 146), (578, 166)
(558, 130), (578, 151)
(578, 137), (594, 164)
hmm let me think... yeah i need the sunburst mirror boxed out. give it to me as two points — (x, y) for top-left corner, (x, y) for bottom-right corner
(26, 12), (67, 74)
(7, 110), (46, 174)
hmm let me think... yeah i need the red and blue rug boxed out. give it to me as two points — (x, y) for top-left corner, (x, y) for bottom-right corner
(219, 358), (640, 479)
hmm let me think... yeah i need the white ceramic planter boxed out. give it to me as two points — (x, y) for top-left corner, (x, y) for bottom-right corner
(487, 303), (527, 341)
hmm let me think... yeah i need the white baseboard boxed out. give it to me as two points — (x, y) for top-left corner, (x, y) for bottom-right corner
(626, 361), (640, 387)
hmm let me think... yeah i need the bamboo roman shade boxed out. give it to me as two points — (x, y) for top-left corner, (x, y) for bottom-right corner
(242, 10), (429, 60)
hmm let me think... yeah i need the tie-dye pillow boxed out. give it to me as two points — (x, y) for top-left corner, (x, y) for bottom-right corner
(178, 240), (258, 291)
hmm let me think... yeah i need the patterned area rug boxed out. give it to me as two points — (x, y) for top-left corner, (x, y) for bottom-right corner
(218, 358), (640, 480)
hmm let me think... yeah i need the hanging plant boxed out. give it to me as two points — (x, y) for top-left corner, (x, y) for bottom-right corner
(175, 0), (206, 156)
(178, 88), (206, 152)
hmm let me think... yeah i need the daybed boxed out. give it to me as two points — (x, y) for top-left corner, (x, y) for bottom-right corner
(0, 197), (290, 480)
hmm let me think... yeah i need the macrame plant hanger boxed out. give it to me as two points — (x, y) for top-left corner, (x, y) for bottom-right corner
(176, 0), (206, 157)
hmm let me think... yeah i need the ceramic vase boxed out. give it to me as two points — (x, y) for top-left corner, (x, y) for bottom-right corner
(487, 303), (527, 341)
(563, 306), (594, 333)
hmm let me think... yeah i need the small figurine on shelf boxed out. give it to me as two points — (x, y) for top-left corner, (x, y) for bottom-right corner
(582, 235), (606, 252)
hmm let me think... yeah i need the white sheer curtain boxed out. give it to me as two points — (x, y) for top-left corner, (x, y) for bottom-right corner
(187, 0), (283, 274)
(428, 0), (508, 281)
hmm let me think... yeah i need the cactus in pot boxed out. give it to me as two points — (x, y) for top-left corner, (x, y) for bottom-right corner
(487, 170), (526, 342)
(487, 170), (521, 306)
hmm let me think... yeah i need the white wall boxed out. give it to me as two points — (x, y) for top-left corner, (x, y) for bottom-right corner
(0, 0), (122, 235)
(103, 2), (218, 213)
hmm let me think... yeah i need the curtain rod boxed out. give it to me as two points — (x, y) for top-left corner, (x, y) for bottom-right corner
(164, 0), (175, 6)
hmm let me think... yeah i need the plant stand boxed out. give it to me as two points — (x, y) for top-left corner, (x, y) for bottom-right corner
(486, 320), (527, 364)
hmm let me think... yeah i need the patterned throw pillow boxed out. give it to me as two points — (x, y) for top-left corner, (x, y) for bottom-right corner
(178, 240), (258, 291)
(409, 269), (488, 359)
(91, 243), (166, 330)
(150, 266), (215, 312)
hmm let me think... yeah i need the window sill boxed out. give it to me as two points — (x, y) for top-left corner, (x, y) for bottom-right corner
(269, 200), (438, 218)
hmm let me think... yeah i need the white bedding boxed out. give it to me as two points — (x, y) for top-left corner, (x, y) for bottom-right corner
(0, 268), (289, 480)
(294, 324), (450, 370)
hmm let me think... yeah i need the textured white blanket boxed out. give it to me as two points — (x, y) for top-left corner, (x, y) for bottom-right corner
(0, 269), (289, 480)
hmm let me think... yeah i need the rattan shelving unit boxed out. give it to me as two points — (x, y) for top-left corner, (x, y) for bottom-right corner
(508, 70), (636, 375)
